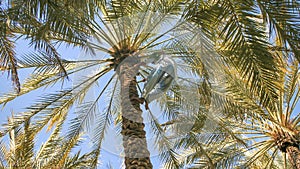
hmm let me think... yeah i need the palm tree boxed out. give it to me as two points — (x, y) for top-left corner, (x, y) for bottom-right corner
(234, 58), (300, 169)
(158, 0), (300, 168)
(160, 50), (299, 169)
(1, 0), (298, 168)
(0, 116), (95, 168)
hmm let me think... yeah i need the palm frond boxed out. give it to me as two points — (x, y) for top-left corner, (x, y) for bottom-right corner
(186, 0), (283, 112)
(257, 0), (300, 62)
(0, 54), (111, 106)
(146, 109), (179, 169)
(284, 59), (300, 124)
(33, 100), (69, 167)
(90, 100), (114, 168)
(0, 16), (20, 92)
(1, 67), (111, 138)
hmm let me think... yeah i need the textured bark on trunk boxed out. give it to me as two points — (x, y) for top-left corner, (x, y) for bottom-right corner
(286, 146), (300, 169)
(118, 58), (153, 169)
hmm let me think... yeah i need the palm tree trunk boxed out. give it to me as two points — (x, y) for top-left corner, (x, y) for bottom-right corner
(118, 58), (153, 169)
(286, 146), (300, 169)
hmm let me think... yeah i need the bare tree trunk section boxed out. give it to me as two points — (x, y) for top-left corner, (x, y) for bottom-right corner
(118, 58), (153, 169)
(287, 146), (300, 169)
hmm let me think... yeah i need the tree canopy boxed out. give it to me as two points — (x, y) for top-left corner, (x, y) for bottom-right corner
(0, 0), (299, 168)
